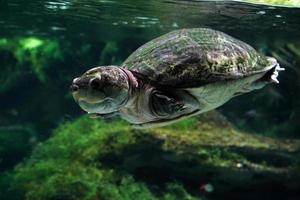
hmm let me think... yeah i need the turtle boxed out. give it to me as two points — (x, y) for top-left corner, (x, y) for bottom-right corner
(70, 28), (284, 128)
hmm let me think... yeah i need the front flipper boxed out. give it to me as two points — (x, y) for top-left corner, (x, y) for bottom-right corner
(126, 89), (200, 129)
(151, 92), (185, 117)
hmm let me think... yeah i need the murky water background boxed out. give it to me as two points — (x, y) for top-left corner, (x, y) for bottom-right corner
(0, 0), (300, 199)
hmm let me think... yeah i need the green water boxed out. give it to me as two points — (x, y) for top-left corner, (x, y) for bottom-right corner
(0, 0), (300, 200)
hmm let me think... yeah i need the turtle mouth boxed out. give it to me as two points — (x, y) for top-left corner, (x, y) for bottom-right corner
(71, 91), (81, 103)
(71, 83), (106, 105)
(78, 99), (114, 114)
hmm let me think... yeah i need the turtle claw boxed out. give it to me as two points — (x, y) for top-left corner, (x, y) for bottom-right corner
(270, 64), (285, 84)
(276, 66), (285, 71)
(271, 75), (279, 84)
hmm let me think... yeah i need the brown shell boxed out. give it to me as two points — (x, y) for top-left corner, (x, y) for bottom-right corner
(121, 28), (273, 88)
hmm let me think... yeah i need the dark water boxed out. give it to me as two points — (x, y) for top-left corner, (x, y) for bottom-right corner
(0, 0), (300, 199)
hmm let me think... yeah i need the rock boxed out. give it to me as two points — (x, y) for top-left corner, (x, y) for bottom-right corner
(12, 112), (300, 200)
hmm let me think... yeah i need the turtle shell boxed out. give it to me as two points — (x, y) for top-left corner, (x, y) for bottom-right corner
(121, 28), (274, 88)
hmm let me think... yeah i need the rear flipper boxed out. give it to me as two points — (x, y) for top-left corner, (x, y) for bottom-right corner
(233, 64), (285, 97)
(260, 64), (285, 84)
(250, 64), (285, 91)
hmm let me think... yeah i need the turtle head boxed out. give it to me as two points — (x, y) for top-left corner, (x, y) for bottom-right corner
(71, 66), (130, 114)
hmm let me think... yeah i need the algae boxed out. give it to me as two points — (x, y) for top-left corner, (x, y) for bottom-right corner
(13, 112), (300, 200)
(0, 37), (62, 92)
(99, 41), (122, 65)
(247, 0), (300, 6)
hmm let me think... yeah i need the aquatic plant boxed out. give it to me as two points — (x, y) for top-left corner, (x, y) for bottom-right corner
(0, 37), (62, 92)
(13, 117), (199, 200)
(99, 41), (122, 65)
(13, 112), (300, 200)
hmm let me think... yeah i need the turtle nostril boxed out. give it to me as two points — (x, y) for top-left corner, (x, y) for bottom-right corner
(70, 84), (79, 92)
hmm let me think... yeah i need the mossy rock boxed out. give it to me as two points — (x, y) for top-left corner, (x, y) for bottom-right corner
(13, 112), (300, 200)
(246, 0), (300, 6)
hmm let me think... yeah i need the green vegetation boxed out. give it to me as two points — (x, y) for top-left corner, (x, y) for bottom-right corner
(0, 37), (62, 92)
(12, 112), (300, 200)
(248, 0), (300, 6)
(13, 117), (198, 200)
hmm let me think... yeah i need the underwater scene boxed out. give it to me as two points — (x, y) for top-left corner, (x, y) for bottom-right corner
(1, 0), (300, 199)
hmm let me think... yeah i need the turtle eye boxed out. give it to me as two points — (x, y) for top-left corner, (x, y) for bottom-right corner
(90, 78), (102, 89)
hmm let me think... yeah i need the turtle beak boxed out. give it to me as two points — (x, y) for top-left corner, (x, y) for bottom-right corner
(70, 77), (82, 103)
(70, 84), (79, 92)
